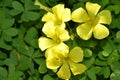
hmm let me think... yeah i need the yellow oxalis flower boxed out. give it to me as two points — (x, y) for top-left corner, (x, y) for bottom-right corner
(38, 22), (70, 51)
(45, 47), (87, 79)
(42, 4), (71, 28)
(72, 2), (112, 40)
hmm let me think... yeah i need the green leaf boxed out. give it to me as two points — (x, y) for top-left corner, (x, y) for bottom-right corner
(2, 32), (12, 42)
(83, 48), (92, 58)
(79, 39), (97, 48)
(3, 28), (18, 37)
(116, 31), (120, 40)
(0, 38), (12, 50)
(110, 61), (120, 72)
(102, 40), (114, 54)
(87, 67), (96, 80)
(24, 47), (34, 57)
(102, 51), (110, 57)
(98, 51), (107, 60)
(7, 64), (23, 80)
(109, 18), (120, 29)
(12, 36), (27, 55)
(0, 0), (13, 7)
(10, 1), (23, 15)
(33, 50), (43, 58)
(107, 50), (119, 65)
(110, 71), (120, 80)
(95, 59), (107, 66)
(46, 0), (57, 7)
(33, 58), (43, 65)
(17, 55), (32, 70)
(4, 50), (18, 66)
(103, 67), (110, 78)
(0, 67), (8, 80)
(0, 51), (7, 59)
(12, 1), (24, 11)
(21, 11), (40, 22)
(2, 18), (15, 30)
(111, 0), (120, 5)
(0, 60), (4, 66)
(25, 0), (39, 11)
(30, 39), (39, 48)
(43, 74), (53, 80)
(10, 9), (23, 16)
(10, 50), (19, 65)
(97, 0), (109, 9)
(0, 8), (5, 27)
(106, 5), (120, 14)
(39, 59), (47, 74)
(84, 57), (95, 68)
(24, 27), (38, 44)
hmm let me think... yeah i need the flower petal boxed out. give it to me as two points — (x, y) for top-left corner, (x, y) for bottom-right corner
(86, 2), (101, 16)
(93, 24), (109, 39)
(55, 22), (66, 29)
(62, 8), (71, 22)
(97, 10), (112, 24)
(76, 23), (93, 40)
(69, 47), (83, 63)
(72, 8), (89, 23)
(42, 12), (55, 22)
(46, 50), (62, 69)
(42, 22), (56, 39)
(38, 37), (57, 51)
(57, 27), (70, 41)
(57, 62), (71, 79)
(54, 42), (69, 55)
(69, 61), (87, 75)
(46, 58), (62, 70)
(52, 4), (64, 20)
(45, 42), (69, 58)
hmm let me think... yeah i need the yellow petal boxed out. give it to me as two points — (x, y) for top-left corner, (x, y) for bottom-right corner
(57, 62), (71, 79)
(76, 23), (93, 40)
(69, 47), (83, 63)
(42, 22), (56, 39)
(93, 24), (109, 39)
(54, 42), (69, 55)
(86, 2), (101, 16)
(62, 8), (71, 22)
(46, 58), (62, 70)
(57, 27), (70, 41)
(42, 12), (55, 22)
(46, 52), (62, 69)
(72, 8), (89, 23)
(38, 37), (57, 51)
(97, 10), (112, 24)
(45, 42), (69, 58)
(69, 61), (87, 75)
(55, 22), (66, 29)
(52, 4), (64, 20)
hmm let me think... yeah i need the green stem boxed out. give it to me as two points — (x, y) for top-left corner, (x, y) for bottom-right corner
(34, 0), (51, 12)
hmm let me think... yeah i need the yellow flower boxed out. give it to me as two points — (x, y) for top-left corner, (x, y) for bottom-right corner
(72, 2), (112, 40)
(45, 47), (87, 79)
(42, 4), (71, 28)
(38, 22), (70, 51)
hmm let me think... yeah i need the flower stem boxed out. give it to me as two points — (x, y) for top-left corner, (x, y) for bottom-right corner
(34, 0), (51, 12)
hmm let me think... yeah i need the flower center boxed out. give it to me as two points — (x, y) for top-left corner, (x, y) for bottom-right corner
(87, 16), (99, 27)
(56, 38), (61, 43)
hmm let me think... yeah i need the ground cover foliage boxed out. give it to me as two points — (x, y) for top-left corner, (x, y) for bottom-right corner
(0, 0), (120, 80)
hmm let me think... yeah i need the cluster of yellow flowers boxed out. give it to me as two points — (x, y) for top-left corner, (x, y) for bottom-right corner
(35, 1), (111, 80)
